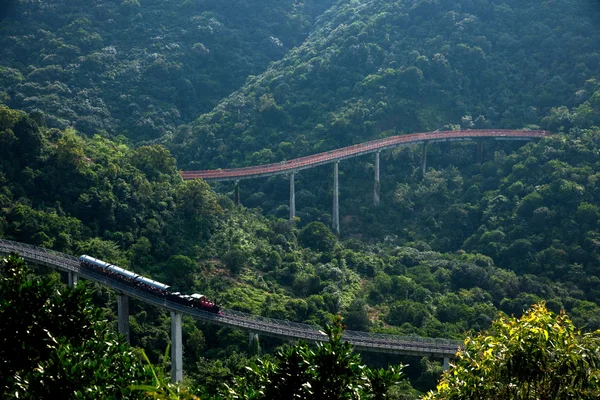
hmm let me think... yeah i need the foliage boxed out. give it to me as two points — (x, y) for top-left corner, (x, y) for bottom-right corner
(0, 253), (153, 399)
(174, 0), (600, 167)
(425, 303), (600, 400)
(3, 0), (600, 393)
(221, 316), (405, 400)
(5, 101), (600, 392)
(4, 103), (600, 394)
(299, 221), (338, 253)
(0, 0), (333, 139)
(131, 345), (200, 400)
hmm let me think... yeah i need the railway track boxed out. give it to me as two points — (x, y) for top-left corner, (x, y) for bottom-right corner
(181, 129), (549, 181)
(0, 239), (461, 357)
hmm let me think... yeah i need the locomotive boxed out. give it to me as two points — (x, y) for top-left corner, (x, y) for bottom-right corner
(79, 255), (221, 314)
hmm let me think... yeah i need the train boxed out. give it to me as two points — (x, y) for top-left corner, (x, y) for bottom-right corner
(79, 255), (221, 314)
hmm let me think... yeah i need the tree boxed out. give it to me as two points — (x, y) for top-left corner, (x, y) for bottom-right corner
(223, 247), (247, 275)
(221, 316), (404, 399)
(13, 115), (43, 162)
(0, 253), (152, 399)
(425, 303), (600, 400)
(299, 221), (337, 253)
(175, 179), (222, 242)
(166, 254), (197, 291)
(344, 298), (371, 331)
(132, 145), (177, 181)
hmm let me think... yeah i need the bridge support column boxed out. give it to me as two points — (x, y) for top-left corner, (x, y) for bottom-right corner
(374, 151), (380, 206)
(234, 180), (241, 205)
(289, 172), (295, 221)
(421, 141), (429, 175)
(248, 331), (260, 355)
(443, 357), (450, 371)
(332, 161), (340, 234)
(118, 294), (130, 343)
(68, 271), (78, 287)
(477, 141), (484, 164)
(171, 311), (183, 383)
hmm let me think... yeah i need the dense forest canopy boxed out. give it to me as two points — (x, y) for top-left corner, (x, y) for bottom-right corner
(0, 0), (333, 139)
(2, 0), (600, 397)
(170, 0), (600, 167)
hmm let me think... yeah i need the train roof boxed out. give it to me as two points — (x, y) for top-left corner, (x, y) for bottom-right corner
(136, 275), (170, 291)
(80, 254), (170, 290)
(106, 264), (139, 280)
(80, 254), (111, 268)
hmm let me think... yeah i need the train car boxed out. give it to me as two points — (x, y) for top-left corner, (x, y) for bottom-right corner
(106, 263), (138, 281)
(136, 275), (170, 292)
(190, 293), (220, 313)
(166, 292), (191, 306)
(80, 254), (171, 292)
(80, 254), (110, 269)
(80, 254), (220, 314)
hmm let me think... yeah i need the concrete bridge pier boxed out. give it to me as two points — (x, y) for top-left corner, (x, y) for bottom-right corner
(421, 141), (429, 175)
(443, 357), (450, 371)
(477, 141), (484, 164)
(68, 271), (78, 286)
(248, 331), (260, 355)
(118, 294), (130, 343)
(171, 311), (183, 383)
(234, 180), (241, 205)
(289, 172), (295, 221)
(332, 161), (340, 234)
(374, 151), (380, 206)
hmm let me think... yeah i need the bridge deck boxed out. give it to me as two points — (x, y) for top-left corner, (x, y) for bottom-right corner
(0, 239), (461, 357)
(181, 129), (549, 181)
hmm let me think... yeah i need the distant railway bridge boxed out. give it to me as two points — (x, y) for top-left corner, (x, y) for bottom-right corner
(181, 129), (549, 233)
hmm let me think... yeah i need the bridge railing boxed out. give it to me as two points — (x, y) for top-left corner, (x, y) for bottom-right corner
(0, 239), (462, 353)
(343, 329), (461, 348)
(223, 307), (461, 349)
(0, 238), (79, 262)
(223, 308), (323, 331)
(182, 130), (549, 180)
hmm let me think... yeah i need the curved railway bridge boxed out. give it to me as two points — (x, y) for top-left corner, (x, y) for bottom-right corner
(181, 129), (549, 233)
(0, 239), (461, 382)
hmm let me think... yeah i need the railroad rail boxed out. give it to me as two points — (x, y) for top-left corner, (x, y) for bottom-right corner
(0, 239), (461, 357)
(181, 129), (549, 181)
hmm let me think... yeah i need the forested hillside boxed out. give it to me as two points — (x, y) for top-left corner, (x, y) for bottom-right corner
(0, 0), (332, 139)
(159, 0), (600, 330)
(3, 0), (600, 396)
(3, 105), (600, 396)
(171, 0), (600, 167)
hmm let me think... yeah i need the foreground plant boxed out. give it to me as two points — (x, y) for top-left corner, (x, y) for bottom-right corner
(425, 303), (600, 400)
(0, 254), (153, 399)
(130, 345), (200, 400)
(221, 316), (405, 400)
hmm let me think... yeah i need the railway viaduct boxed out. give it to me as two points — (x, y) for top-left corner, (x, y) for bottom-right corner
(181, 129), (549, 233)
(0, 239), (461, 383)
(1, 130), (549, 383)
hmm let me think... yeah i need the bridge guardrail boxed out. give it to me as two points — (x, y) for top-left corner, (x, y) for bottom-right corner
(0, 240), (461, 356)
(181, 129), (549, 181)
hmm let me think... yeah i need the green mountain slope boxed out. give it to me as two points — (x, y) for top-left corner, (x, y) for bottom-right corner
(0, 0), (332, 140)
(6, 103), (600, 394)
(3, 0), (600, 394)
(160, 0), (600, 306)
(171, 0), (600, 168)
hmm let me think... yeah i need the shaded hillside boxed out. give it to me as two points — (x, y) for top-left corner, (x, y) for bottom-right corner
(172, 85), (600, 318)
(6, 104), (600, 395)
(170, 0), (600, 168)
(163, 0), (600, 294)
(0, 0), (333, 139)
